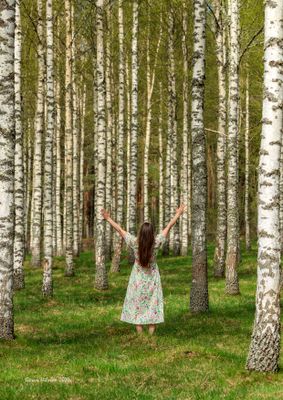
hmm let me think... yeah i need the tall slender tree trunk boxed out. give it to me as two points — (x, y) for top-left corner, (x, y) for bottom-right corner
(168, 7), (180, 256)
(126, 56), (131, 233)
(190, 0), (209, 313)
(79, 86), (86, 249)
(55, 77), (63, 256)
(128, 0), (139, 261)
(245, 72), (251, 251)
(213, 0), (227, 277)
(246, 0), (283, 371)
(0, 0), (15, 340)
(71, 4), (79, 258)
(143, 13), (162, 223)
(111, 0), (125, 272)
(225, 0), (240, 295)
(42, 0), (54, 296)
(159, 83), (164, 233)
(180, 1), (189, 256)
(13, 0), (25, 290)
(280, 130), (283, 253)
(31, 0), (45, 267)
(64, 0), (74, 276)
(105, 7), (113, 261)
(95, 0), (108, 290)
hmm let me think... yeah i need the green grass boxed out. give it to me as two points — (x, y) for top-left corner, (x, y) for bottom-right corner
(1, 243), (283, 400)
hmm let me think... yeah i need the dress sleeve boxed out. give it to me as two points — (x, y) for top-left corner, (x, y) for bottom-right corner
(155, 231), (167, 249)
(124, 232), (137, 250)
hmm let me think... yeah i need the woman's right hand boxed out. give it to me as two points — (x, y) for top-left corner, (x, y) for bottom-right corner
(176, 203), (186, 216)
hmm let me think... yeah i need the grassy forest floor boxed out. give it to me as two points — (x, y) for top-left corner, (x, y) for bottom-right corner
(1, 243), (283, 400)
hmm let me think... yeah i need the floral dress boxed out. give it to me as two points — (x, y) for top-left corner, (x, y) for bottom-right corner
(121, 231), (167, 325)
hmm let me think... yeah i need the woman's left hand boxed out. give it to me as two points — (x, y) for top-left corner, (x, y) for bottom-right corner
(101, 208), (110, 220)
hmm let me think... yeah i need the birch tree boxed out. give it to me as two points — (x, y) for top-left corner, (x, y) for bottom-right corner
(111, 0), (124, 272)
(190, 0), (209, 313)
(0, 0), (15, 340)
(143, 10), (162, 222)
(246, 0), (283, 372)
(42, 0), (54, 296)
(64, 0), (74, 276)
(31, 0), (45, 267)
(168, 6), (180, 256)
(95, 0), (108, 290)
(13, 0), (25, 289)
(55, 77), (62, 256)
(159, 83), (164, 234)
(245, 72), (251, 251)
(180, 1), (189, 256)
(225, 0), (240, 294)
(128, 0), (139, 239)
(213, 0), (227, 277)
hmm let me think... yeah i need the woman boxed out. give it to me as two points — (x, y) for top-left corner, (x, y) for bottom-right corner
(101, 204), (186, 334)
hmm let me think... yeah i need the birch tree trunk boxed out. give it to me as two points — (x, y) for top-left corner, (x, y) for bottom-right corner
(190, 0), (209, 313)
(245, 72), (251, 251)
(280, 130), (283, 253)
(128, 0), (139, 261)
(95, 0), (108, 290)
(0, 0), (15, 340)
(111, 0), (124, 272)
(105, 7), (113, 261)
(79, 86), (86, 249)
(213, 0), (227, 277)
(64, 0), (74, 276)
(71, 4), (79, 257)
(31, 0), (45, 267)
(163, 84), (171, 256)
(42, 0), (54, 296)
(225, 0), (240, 295)
(159, 83), (164, 233)
(13, 0), (25, 290)
(180, 1), (189, 256)
(55, 78), (62, 256)
(143, 13), (162, 223)
(246, 0), (283, 371)
(168, 8), (180, 256)
(126, 56), (131, 232)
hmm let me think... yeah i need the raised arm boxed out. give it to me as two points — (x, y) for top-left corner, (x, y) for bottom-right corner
(162, 203), (186, 238)
(101, 209), (127, 239)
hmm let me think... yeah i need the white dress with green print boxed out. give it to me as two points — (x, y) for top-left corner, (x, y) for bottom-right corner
(121, 231), (167, 325)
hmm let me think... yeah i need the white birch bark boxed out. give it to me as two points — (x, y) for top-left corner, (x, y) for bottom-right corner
(126, 56), (131, 232)
(42, 0), (54, 296)
(168, 7), (180, 256)
(245, 72), (251, 251)
(246, 0), (283, 371)
(79, 86), (86, 249)
(213, 0), (227, 277)
(111, 0), (124, 272)
(190, 0), (209, 313)
(0, 0), (15, 339)
(13, 0), (25, 290)
(143, 13), (162, 223)
(55, 78), (62, 256)
(105, 7), (113, 261)
(64, 0), (74, 276)
(280, 130), (283, 252)
(31, 0), (45, 267)
(180, 1), (189, 256)
(225, 0), (240, 294)
(71, 3), (79, 257)
(95, 0), (108, 289)
(128, 0), (139, 239)
(159, 83), (164, 233)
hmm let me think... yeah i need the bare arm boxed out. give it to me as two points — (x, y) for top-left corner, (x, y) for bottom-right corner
(101, 209), (127, 239)
(162, 203), (186, 238)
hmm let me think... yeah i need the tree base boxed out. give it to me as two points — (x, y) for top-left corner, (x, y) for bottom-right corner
(13, 270), (25, 290)
(246, 324), (280, 372)
(0, 317), (15, 340)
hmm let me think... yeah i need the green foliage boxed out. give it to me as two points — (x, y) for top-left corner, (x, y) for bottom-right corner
(1, 245), (282, 399)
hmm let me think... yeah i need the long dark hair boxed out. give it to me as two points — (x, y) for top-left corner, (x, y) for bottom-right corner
(137, 222), (155, 268)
